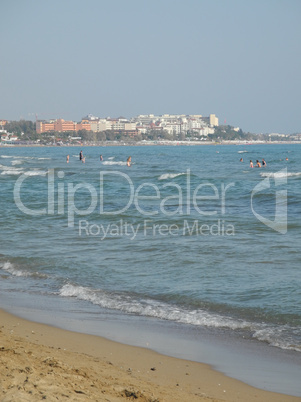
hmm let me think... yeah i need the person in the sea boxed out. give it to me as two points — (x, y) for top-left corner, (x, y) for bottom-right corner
(100, 155), (103, 161)
(127, 156), (131, 167)
(66, 155), (69, 163)
(79, 150), (83, 161)
(82, 156), (85, 163)
(255, 160), (261, 168)
(250, 160), (253, 168)
(240, 158), (243, 162)
(262, 158), (266, 167)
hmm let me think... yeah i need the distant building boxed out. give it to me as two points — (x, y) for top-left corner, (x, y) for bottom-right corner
(89, 119), (110, 132)
(36, 113), (219, 136)
(88, 117), (136, 132)
(1, 134), (18, 143)
(36, 119), (91, 134)
(209, 114), (219, 127)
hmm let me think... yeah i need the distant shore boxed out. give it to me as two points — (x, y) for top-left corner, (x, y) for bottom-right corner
(1, 140), (301, 148)
(1, 308), (300, 401)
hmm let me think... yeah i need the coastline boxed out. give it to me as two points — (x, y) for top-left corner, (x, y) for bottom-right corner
(1, 308), (300, 401)
(1, 140), (301, 148)
(1, 143), (300, 400)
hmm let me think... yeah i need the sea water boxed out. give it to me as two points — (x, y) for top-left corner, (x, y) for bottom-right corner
(0, 144), (300, 394)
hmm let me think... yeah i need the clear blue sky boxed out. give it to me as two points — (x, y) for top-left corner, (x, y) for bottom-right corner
(1, 0), (300, 133)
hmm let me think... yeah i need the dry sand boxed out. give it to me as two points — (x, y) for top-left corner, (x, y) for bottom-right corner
(0, 309), (300, 402)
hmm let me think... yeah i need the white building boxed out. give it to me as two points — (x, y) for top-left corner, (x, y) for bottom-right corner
(86, 112), (218, 136)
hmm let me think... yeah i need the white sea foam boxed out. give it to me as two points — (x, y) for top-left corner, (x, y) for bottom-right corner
(1, 262), (47, 279)
(0, 164), (20, 170)
(0, 164), (46, 176)
(0, 155), (14, 158)
(20, 156), (50, 160)
(58, 283), (301, 351)
(59, 283), (249, 330)
(158, 172), (186, 180)
(253, 328), (301, 352)
(11, 160), (23, 165)
(260, 171), (301, 178)
(1, 167), (47, 176)
(1, 262), (25, 276)
(0, 164), (24, 175)
(102, 161), (127, 166)
(1, 171), (22, 176)
(24, 170), (47, 176)
(238, 150), (248, 153)
(107, 157), (115, 160)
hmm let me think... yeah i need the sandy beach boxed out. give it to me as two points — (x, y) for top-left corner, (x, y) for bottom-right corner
(0, 309), (299, 402)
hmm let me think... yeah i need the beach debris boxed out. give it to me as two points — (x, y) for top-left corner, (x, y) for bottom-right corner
(42, 357), (62, 367)
(122, 389), (139, 399)
(150, 367), (156, 371)
(74, 389), (86, 394)
(0, 346), (16, 354)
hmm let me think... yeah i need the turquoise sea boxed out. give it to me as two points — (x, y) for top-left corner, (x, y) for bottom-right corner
(0, 144), (300, 394)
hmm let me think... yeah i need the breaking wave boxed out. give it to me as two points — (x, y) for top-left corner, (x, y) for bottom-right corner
(0, 164), (47, 176)
(0, 262), (48, 279)
(59, 283), (301, 352)
(59, 283), (249, 330)
(158, 173), (186, 180)
(260, 171), (301, 178)
(102, 161), (127, 166)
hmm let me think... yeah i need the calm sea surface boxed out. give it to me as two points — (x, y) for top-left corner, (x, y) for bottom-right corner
(1, 144), (301, 355)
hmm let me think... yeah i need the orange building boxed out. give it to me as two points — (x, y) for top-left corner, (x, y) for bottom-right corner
(54, 119), (77, 132)
(36, 121), (55, 133)
(36, 119), (91, 134)
(76, 120), (91, 131)
(36, 120), (55, 133)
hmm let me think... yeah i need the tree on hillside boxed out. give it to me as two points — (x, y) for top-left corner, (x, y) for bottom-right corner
(77, 129), (96, 141)
(5, 120), (36, 136)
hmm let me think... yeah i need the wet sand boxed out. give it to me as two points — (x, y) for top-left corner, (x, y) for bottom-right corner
(1, 309), (300, 401)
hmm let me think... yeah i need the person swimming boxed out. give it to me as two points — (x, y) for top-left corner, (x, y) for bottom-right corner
(79, 150), (83, 161)
(127, 156), (131, 167)
(250, 160), (253, 168)
(262, 159), (266, 167)
(240, 158), (243, 162)
(256, 160), (261, 168)
(100, 155), (103, 161)
(66, 155), (69, 163)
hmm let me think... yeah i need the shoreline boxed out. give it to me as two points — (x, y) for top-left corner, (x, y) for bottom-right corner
(1, 290), (301, 397)
(1, 308), (300, 401)
(1, 143), (300, 401)
(1, 140), (301, 148)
